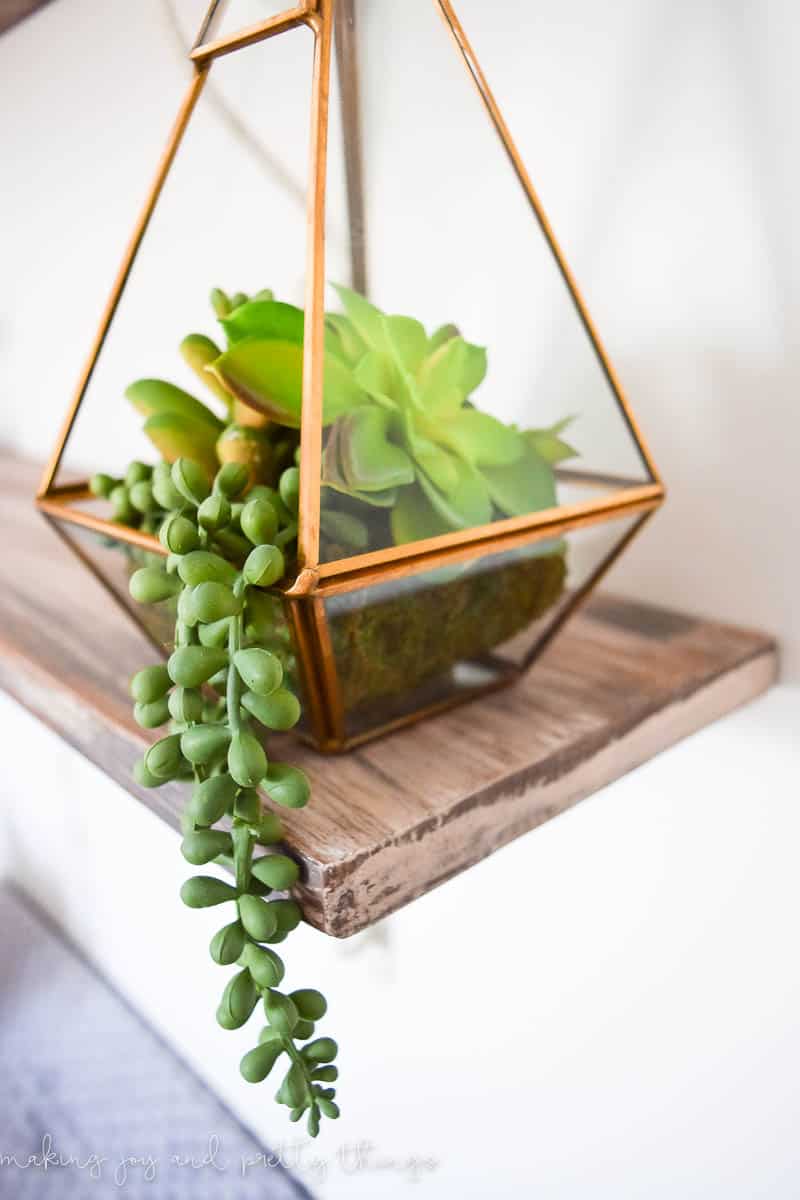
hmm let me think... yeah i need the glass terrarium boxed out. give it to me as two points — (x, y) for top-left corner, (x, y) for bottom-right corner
(37, 0), (664, 750)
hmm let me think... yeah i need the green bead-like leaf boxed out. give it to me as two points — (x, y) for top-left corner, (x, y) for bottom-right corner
(180, 875), (238, 909)
(188, 774), (237, 825)
(159, 513), (200, 556)
(180, 724), (231, 766)
(177, 550), (238, 588)
(130, 664), (171, 705)
(240, 942), (284, 988)
(168, 687), (205, 724)
(168, 646), (229, 688)
(198, 618), (231, 650)
(240, 497), (279, 546)
(269, 899), (302, 934)
(197, 494), (231, 532)
(256, 810), (285, 846)
(172, 457), (211, 506)
(289, 989), (327, 1022)
(151, 461), (184, 509)
(228, 732), (268, 789)
(209, 919), (246, 965)
(133, 757), (164, 789)
(264, 763), (310, 809)
(233, 648), (283, 696)
(263, 990), (299, 1036)
(133, 698), (170, 729)
(144, 733), (184, 780)
(301, 1037), (338, 1064)
(242, 545), (285, 589)
(214, 462), (250, 499)
(241, 688), (301, 732)
(239, 894), (279, 942)
(251, 854), (299, 891)
(129, 567), (181, 605)
(181, 829), (233, 866)
(240, 1039), (284, 1084)
(218, 969), (259, 1028)
(192, 581), (241, 623)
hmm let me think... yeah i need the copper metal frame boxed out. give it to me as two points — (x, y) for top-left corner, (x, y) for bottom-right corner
(37, 0), (665, 751)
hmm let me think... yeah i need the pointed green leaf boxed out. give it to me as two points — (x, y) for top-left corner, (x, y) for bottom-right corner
(324, 313), (368, 364)
(331, 283), (390, 352)
(482, 441), (557, 516)
(221, 300), (304, 346)
(428, 323), (459, 352)
(435, 408), (525, 467)
(417, 459), (492, 530)
(390, 484), (452, 544)
(525, 428), (579, 465)
(338, 409), (415, 492)
(385, 315), (428, 373)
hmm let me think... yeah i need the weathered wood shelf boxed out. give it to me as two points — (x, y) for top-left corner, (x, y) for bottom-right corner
(0, 454), (778, 936)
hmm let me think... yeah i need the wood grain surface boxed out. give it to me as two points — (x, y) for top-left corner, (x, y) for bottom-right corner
(0, 454), (778, 936)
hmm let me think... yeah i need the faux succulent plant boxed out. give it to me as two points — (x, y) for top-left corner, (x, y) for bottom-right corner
(92, 283), (577, 1134)
(123, 283), (577, 553)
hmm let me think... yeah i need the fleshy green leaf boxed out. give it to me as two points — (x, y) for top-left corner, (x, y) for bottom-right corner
(390, 484), (452, 544)
(221, 300), (304, 346)
(331, 283), (390, 353)
(179, 335), (232, 408)
(434, 409), (525, 467)
(142, 412), (219, 476)
(338, 409), (415, 493)
(125, 379), (224, 431)
(385, 315), (428, 373)
(324, 313), (367, 364)
(525, 426), (579, 465)
(460, 341), (488, 394)
(210, 339), (365, 428)
(417, 459), (493, 530)
(482, 440), (557, 516)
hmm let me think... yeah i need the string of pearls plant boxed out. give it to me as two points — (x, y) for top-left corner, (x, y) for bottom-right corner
(91, 454), (339, 1137)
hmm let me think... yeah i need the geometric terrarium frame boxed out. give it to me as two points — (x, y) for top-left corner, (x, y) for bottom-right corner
(36, 0), (664, 751)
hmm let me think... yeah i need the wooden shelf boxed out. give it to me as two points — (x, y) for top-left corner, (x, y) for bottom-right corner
(0, 454), (778, 936)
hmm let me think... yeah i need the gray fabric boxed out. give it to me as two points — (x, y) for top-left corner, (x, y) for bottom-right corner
(0, 885), (313, 1199)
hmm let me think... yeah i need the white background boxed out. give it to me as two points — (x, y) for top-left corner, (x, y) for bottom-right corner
(1, 3), (799, 1197)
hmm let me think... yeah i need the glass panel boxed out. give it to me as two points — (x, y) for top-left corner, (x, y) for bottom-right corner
(49, 512), (313, 735)
(198, 1), (302, 47)
(316, 0), (650, 565)
(54, 25), (313, 488)
(322, 511), (644, 741)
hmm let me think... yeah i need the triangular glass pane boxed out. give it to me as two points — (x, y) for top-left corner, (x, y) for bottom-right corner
(321, 509), (647, 742)
(317, 0), (652, 565)
(53, 24), (313, 489)
(196, 0), (302, 49)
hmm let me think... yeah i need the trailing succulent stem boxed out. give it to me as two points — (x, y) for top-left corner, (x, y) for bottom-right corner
(101, 454), (339, 1136)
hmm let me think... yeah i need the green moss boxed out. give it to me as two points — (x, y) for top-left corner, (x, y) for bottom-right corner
(328, 548), (567, 713)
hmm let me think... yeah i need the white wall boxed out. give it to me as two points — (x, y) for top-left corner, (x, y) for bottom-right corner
(1, 0), (797, 674)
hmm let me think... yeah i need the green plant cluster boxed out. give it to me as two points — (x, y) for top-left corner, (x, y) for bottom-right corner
(96, 453), (339, 1137)
(118, 283), (576, 556)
